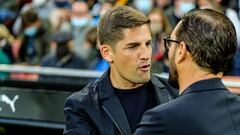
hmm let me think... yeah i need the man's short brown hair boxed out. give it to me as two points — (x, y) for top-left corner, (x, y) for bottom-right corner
(97, 6), (150, 48)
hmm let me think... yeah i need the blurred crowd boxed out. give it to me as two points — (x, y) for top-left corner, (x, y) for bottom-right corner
(0, 0), (240, 81)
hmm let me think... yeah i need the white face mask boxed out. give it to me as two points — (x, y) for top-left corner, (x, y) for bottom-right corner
(179, 2), (195, 15)
(71, 17), (89, 28)
(135, 0), (153, 14)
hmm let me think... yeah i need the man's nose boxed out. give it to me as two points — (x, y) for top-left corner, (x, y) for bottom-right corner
(139, 46), (151, 60)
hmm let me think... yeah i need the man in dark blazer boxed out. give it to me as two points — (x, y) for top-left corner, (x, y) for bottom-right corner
(134, 9), (240, 135)
(63, 6), (177, 135)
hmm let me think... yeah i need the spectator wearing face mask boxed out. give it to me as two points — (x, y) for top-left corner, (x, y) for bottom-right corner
(70, 1), (93, 61)
(39, 31), (87, 83)
(164, 0), (196, 28)
(18, 9), (52, 65)
(133, 0), (154, 15)
(147, 8), (173, 73)
(148, 8), (172, 56)
(12, 0), (53, 35)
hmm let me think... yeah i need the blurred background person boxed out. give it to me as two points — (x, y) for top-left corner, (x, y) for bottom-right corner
(48, 0), (72, 32)
(17, 9), (51, 65)
(39, 31), (87, 83)
(147, 8), (172, 73)
(155, 0), (172, 11)
(197, 0), (221, 10)
(165, 0), (196, 28)
(0, 24), (15, 63)
(84, 26), (109, 72)
(0, 24), (14, 79)
(132, 0), (154, 15)
(70, 1), (93, 61)
(91, 0), (116, 26)
(12, 0), (53, 35)
(0, 0), (32, 33)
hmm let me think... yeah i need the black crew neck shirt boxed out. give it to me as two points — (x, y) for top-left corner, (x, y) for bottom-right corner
(114, 83), (156, 133)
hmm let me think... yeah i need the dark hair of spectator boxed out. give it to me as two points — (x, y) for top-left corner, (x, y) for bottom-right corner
(21, 9), (39, 29)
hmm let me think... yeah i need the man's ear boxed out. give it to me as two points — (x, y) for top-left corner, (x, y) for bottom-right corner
(176, 41), (188, 64)
(99, 45), (113, 63)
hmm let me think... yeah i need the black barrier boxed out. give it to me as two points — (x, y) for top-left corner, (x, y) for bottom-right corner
(0, 79), (87, 129)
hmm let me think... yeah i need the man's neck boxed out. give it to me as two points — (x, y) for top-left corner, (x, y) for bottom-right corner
(178, 67), (223, 95)
(110, 70), (144, 90)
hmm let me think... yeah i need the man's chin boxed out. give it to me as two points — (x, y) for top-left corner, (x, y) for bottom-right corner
(135, 74), (150, 84)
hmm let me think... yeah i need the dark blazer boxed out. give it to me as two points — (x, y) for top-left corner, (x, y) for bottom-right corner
(63, 70), (177, 135)
(134, 78), (240, 135)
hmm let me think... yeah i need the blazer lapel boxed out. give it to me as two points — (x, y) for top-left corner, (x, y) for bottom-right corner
(102, 96), (132, 135)
(97, 70), (131, 135)
(151, 75), (174, 104)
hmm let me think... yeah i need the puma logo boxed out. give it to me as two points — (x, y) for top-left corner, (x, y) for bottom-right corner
(0, 94), (19, 112)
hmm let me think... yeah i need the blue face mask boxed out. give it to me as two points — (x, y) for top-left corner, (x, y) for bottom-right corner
(71, 17), (89, 28)
(24, 27), (38, 37)
(135, 0), (152, 14)
(179, 2), (195, 14)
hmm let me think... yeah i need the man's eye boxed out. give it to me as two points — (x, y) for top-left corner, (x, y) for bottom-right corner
(146, 42), (152, 47)
(127, 45), (137, 49)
